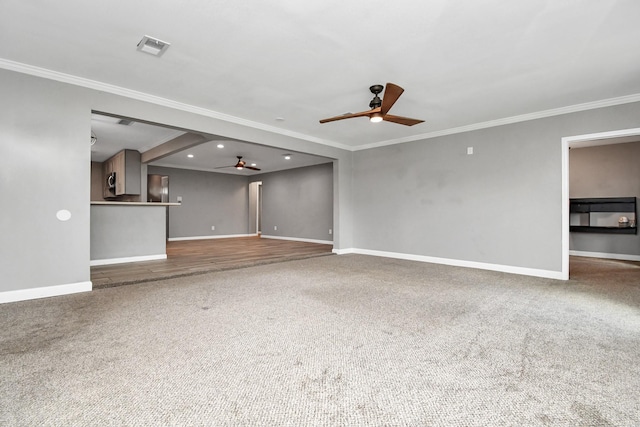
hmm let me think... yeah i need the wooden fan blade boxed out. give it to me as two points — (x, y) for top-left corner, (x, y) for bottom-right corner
(214, 165), (234, 169)
(383, 114), (424, 126)
(245, 166), (261, 171)
(380, 83), (404, 115)
(319, 107), (381, 124)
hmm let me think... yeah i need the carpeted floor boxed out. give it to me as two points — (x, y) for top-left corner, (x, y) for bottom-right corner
(1, 255), (639, 426)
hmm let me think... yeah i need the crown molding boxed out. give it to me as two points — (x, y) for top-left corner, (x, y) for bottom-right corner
(0, 58), (352, 152)
(352, 93), (640, 151)
(2, 58), (639, 154)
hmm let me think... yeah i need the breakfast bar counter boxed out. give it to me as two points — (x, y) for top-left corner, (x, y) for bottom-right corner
(90, 202), (180, 266)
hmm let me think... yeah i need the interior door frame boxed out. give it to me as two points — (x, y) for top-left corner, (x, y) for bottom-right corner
(256, 181), (262, 234)
(561, 127), (640, 280)
(249, 180), (262, 235)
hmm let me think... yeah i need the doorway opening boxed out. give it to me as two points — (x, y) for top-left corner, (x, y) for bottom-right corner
(562, 127), (640, 279)
(249, 181), (262, 235)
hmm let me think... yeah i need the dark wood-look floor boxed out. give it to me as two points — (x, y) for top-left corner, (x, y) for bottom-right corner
(91, 236), (334, 288)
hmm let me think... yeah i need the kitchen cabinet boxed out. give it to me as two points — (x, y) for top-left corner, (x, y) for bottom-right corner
(102, 149), (141, 198)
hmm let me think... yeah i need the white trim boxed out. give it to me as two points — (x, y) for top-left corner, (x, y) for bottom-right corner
(2, 58), (640, 154)
(0, 58), (352, 152)
(256, 181), (262, 235)
(561, 127), (640, 281)
(561, 136), (570, 280)
(353, 95), (640, 151)
(90, 201), (181, 206)
(570, 250), (640, 262)
(90, 254), (167, 266)
(0, 281), (92, 304)
(260, 235), (334, 245)
(168, 233), (258, 242)
(338, 248), (565, 280)
(564, 127), (640, 148)
(333, 248), (355, 255)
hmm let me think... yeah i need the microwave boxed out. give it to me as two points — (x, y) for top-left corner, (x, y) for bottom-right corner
(106, 172), (116, 194)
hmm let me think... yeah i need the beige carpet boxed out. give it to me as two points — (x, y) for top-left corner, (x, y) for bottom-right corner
(1, 255), (639, 426)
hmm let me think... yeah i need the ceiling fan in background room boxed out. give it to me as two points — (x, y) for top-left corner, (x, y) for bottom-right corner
(215, 156), (261, 171)
(320, 83), (425, 126)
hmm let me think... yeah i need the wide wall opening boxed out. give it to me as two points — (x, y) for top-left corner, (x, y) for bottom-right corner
(89, 112), (335, 287)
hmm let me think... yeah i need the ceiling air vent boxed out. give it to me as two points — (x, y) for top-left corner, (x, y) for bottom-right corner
(117, 119), (134, 126)
(137, 35), (170, 57)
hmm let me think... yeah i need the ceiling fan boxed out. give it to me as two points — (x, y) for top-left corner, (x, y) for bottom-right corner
(319, 83), (424, 126)
(215, 156), (261, 171)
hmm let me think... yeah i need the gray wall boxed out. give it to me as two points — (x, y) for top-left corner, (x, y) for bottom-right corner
(253, 162), (334, 242)
(353, 103), (640, 273)
(569, 142), (640, 256)
(0, 70), (90, 292)
(147, 166), (250, 238)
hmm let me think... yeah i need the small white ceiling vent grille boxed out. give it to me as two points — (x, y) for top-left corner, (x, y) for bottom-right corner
(137, 35), (170, 57)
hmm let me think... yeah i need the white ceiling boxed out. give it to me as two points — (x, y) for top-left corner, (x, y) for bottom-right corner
(90, 114), (184, 162)
(151, 138), (332, 175)
(3, 0), (640, 153)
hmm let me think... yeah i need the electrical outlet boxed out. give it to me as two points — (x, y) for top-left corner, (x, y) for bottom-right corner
(329, 228), (332, 235)
(467, 147), (474, 155)
(274, 226), (277, 231)
(211, 226), (215, 231)
(177, 196), (183, 202)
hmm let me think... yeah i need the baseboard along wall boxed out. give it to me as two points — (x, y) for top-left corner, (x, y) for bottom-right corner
(0, 281), (92, 304)
(569, 250), (640, 262)
(260, 235), (334, 245)
(90, 254), (167, 266)
(168, 234), (258, 242)
(333, 248), (565, 280)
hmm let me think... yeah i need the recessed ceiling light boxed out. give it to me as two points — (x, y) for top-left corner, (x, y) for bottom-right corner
(187, 154), (194, 158)
(284, 154), (291, 160)
(137, 35), (170, 57)
(217, 143), (224, 148)
(251, 163), (257, 167)
(275, 117), (285, 121)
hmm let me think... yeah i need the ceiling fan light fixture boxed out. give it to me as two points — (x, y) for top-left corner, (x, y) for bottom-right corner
(320, 83), (424, 126)
(214, 156), (260, 172)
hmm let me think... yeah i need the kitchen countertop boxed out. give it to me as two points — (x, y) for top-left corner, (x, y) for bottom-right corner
(91, 201), (181, 206)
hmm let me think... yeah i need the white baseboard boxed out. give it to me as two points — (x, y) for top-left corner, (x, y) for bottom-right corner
(333, 248), (355, 255)
(336, 248), (565, 280)
(0, 281), (92, 304)
(260, 235), (334, 245)
(569, 250), (640, 262)
(90, 254), (167, 266)
(168, 233), (258, 242)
